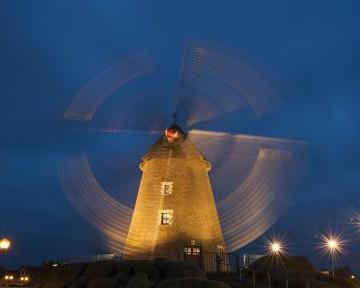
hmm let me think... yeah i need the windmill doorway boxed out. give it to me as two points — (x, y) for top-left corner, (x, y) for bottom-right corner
(183, 242), (202, 266)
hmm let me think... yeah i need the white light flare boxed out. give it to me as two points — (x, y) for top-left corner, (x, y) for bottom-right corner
(320, 233), (344, 255)
(0, 238), (11, 251)
(266, 237), (285, 256)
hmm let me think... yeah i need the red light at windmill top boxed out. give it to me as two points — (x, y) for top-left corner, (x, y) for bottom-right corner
(164, 127), (179, 142)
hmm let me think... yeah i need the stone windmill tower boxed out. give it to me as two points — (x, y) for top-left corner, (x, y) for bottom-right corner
(60, 40), (305, 262)
(124, 125), (225, 259)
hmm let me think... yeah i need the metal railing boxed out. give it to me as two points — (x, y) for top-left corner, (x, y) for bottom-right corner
(46, 253), (123, 265)
(177, 251), (240, 273)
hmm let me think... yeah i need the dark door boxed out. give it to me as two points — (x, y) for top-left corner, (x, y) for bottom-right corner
(183, 246), (201, 266)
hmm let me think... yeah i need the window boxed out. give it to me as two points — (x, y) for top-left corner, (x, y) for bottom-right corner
(159, 210), (173, 225)
(161, 213), (171, 225)
(160, 182), (173, 195)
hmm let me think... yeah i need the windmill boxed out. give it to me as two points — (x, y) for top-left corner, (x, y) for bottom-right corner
(59, 40), (305, 260)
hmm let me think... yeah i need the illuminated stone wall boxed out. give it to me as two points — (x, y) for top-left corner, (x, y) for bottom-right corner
(124, 134), (225, 259)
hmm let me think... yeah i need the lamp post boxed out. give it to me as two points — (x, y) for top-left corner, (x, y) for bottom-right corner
(1, 238), (12, 287)
(266, 238), (285, 288)
(322, 234), (343, 278)
(4, 275), (14, 287)
(326, 238), (339, 278)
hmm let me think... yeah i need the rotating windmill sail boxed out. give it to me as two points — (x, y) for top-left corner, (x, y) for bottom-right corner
(59, 40), (306, 258)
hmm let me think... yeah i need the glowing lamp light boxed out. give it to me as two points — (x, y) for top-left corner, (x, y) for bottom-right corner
(322, 234), (343, 254)
(0, 238), (11, 251)
(320, 233), (344, 255)
(20, 276), (30, 282)
(266, 238), (285, 256)
(271, 242), (281, 254)
(327, 238), (339, 252)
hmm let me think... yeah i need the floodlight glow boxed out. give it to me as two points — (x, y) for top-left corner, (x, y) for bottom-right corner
(327, 239), (338, 251)
(271, 242), (281, 253)
(321, 234), (343, 254)
(0, 238), (11, 250)
(266, 237), (285, 256)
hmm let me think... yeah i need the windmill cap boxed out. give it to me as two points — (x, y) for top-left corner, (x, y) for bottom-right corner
(140, 123), (209, 168)
(164, 124), (186, 142)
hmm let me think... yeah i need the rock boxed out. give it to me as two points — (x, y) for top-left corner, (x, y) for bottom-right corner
(69, 261), (118, 288)
(36, 263), (87, 288)
(117, 260), (152, 275)
(117, 259), (205, 282)
(125, 273), (154, 288)
(156, 277), (231, 288)
(112, 271), (131, 285)
(153, 260), (206, 280)
(145, 265), (161, 283)
(69, 277), (88, 288)
(251, 255), (318, 274)
(88, 277), (117, 288)
(81, 260), (118, 278)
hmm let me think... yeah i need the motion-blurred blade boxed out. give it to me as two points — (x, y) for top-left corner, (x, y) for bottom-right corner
(175, 40), (280, 128)
(87, 146), (148, 207)
(189, 129), (306, 251)
(59, 153), (133, 254)
(64, 52), (166, 133)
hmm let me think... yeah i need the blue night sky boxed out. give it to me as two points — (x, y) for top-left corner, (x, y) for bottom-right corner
(1, 0), (360, 272)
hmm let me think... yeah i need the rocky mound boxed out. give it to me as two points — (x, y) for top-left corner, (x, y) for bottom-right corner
(250, 256), (360, 288)
(30, 259), (230, 288)
(250, 255), (318, 274)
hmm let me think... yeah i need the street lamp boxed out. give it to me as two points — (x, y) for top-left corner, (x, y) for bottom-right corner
(321, 234), (343, 278)
(266, 238), (285, 256)
(327, 238), (338, 251)
(20, 276), (30, 284)
(0, 238), (11, 252)
(4, 275), (14, 285)
(270, 241), (282, 255)
(327, 238), (338, 278)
